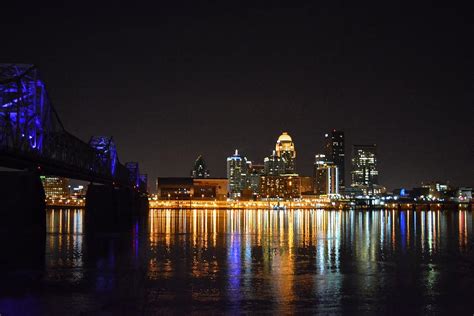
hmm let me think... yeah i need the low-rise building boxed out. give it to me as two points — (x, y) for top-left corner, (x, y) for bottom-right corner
(259, 174), (301, 199)
(156, 177), (228, 200)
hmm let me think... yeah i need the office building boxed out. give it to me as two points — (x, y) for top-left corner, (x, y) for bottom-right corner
(324, 130), (345, 191)
(156, 177), (193, 199)
(259, 175), (301, 199)
(351, 144), (380, 195)
(264, 150), (285, 176)
(192, 178), (228, 200)
(41, 176), (70, 199)
(226, 149), (250, 199)
(275, 132), (296, 173)
(249, 163), (264, 195)
(313, 154), (339, 196)
(300, 176), (314, 195)
(191, 155), (210, 178)
(156, 177), (228, 200)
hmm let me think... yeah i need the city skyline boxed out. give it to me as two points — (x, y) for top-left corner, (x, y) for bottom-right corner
(1, 2), (471, 191)
(1, 2), (473, 314)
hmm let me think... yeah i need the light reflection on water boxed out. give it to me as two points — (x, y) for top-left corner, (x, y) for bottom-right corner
(5, 208), (474, 314)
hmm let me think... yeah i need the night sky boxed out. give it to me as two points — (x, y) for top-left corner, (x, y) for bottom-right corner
(2, 2), (472, 191)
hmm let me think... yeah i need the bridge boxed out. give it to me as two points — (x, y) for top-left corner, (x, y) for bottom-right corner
(0, 64), (149, 233)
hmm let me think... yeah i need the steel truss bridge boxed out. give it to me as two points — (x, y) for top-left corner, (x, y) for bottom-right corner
(0, 64), (147, 191)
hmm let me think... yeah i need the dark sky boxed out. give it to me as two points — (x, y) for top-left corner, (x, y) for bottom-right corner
(2, 1), (473, 191)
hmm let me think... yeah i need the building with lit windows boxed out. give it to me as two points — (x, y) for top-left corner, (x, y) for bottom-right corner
(275, 132), (296, 173)
(324, 130), (345, 191)
(192, 178), (228, 200)
(313, 154), (339, 196)
(259, 175), (301, 199)
(351, 144), (383, 195)
(226, 149), (250, 199)
(300, 176), (314, 195)
(263, 150), (285, 176)
(249, 163), (264, 195)
(191, 155), (210, 178)
(156, 177), (228, 200)
(41, 176), (70, 198)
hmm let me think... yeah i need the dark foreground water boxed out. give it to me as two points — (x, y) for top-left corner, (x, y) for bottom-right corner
(1, 209), (473, 315)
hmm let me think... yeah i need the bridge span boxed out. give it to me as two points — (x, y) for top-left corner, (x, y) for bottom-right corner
(0, 64), (148, 233)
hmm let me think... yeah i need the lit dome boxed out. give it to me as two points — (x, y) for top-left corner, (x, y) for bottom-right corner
(277, 132), (292, 143)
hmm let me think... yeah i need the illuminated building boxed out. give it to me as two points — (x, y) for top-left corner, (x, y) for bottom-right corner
(351, 144), (382, 195)
(275, 132), (296, 173)
(192, 178), (228, 200)
(324, 130), (345, 191)
(156, 177), (193, 199)
(264, 150), (285, 175)
(41, 176), (70, 198)
(191, 155), (210, 178)
(313, 154), (339, 196)
(421, 181), (450, 200)
(249, 163), (264, 195)
(156, 177), (228, 200)
(226, 149), (250, 199)
(259, 175), (301, 199)
(300, 176), (314, 195)
(456, 187), (472, 202)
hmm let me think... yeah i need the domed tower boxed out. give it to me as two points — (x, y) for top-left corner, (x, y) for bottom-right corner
(275, 132), (296, 173)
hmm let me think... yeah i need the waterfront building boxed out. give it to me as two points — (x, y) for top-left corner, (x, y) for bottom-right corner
(226, 149), (250, 199)
(191, 155), (210, 178)
(324, 130), (345, 191)
(275, 132), (296, 173)
(421, 181), (450, 200)
(313, 154), (339, 196)
(156, 177), (228, 200)
(351, 144), (383, 195)
(300, 176), (314, 195)
(41, 176), (69, 198)
(456, 187), (472, 202)
(156, 177), (193, 199)
(259, 174), (301, 199)
(264, 150), (285, 175)
(192, 178), (228, 200)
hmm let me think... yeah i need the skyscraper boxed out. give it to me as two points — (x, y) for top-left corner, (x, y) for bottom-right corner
(313, 154), (339, 196)
(275, 132), (296, 174)
(226, 149), (249, 199)
(351, 144), (379, 195)
(324, 130), (345, 191)
(191, 155), (210, 178)
(264, 150), (286, 176)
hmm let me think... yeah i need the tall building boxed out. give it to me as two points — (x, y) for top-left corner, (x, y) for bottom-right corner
(41, 176), (70, 198)
(313, 154), (339, 196)
(351, 144), (380, 195)
(249, 163), (264, 195)
(191, 155), (210, 178)
(264, 150), (286, 176)
(324, 130), (345, 191)
(226, 149), (249, 199)
(275, 132), (296, 173)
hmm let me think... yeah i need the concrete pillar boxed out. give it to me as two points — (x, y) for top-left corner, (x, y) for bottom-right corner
(0, 171), (46, 271)
(0, 171), (45, 234)
(85, 184), (149, 232)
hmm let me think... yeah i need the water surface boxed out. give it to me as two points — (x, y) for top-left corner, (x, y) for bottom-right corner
(1, 208), (473, 314)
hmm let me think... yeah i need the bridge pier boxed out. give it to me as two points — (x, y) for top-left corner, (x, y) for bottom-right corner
(0, 171), (45, 234)
(85, 184), (149, 232)
(0, 171), (46, 271)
